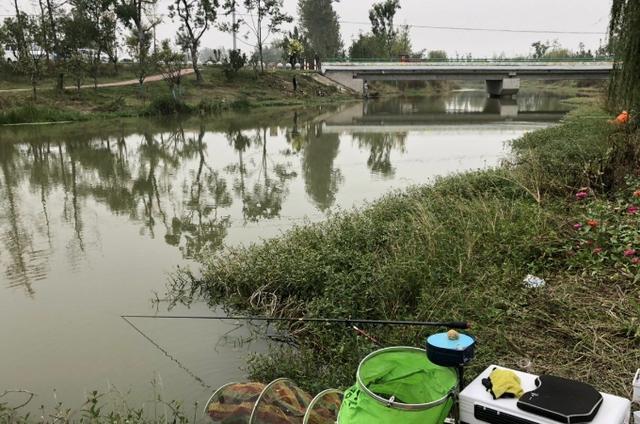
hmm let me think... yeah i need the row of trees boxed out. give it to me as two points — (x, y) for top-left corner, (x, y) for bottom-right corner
(0, 0), (345, 96)
(530, 40), (609, 60)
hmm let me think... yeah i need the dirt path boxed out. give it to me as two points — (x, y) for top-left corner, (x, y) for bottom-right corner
(0, 68), (195, 93)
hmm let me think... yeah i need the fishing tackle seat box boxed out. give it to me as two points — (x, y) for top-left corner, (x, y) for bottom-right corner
(459, 365), (631, 424)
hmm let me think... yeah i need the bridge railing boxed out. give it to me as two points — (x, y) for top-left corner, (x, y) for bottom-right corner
(324, 56), (615, 63)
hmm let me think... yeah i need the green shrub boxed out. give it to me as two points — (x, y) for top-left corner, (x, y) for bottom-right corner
(223, 49), (248, 80)
(144, 95), (192, 116)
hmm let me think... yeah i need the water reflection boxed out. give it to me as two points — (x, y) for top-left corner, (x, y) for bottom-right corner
(326, 91), (569, 130)
(0, 93), (571, 295)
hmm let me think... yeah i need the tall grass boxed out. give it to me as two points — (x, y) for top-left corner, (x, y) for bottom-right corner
(0, 104), (86, 125)
(168, 105), (640, 396)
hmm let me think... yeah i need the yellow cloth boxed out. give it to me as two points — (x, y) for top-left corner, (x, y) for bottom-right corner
(489, 369), (524, 399)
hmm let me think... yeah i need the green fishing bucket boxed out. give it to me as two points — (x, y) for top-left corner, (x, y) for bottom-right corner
(338, 346), (458, 424)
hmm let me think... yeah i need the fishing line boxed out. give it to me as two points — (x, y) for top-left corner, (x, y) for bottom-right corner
(121, 316), (212, 390)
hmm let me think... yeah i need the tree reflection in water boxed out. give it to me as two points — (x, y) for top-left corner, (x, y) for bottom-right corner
(0, 106), (350, 294)
(352, 132), (407, 178)
(226, 125), (297, 222)
(299, 122), (343, 212)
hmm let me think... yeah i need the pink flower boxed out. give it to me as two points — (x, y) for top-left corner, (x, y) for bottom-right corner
(624, 249), (636, 257)
(593, 247), (603, 254)
(627, 206), (639, 215)
(632, 257), (640, 265)
(575, 191), (589, 200)
(573, 223), (583, 230)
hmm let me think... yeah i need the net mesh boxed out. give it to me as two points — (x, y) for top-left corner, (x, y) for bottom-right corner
(206, 380), (342, 424)
(303, 390), (343, 424)
(251, 379), (312, 424)
(206, 382), (265, 423)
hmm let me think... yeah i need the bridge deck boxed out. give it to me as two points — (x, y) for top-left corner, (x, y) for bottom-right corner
(322, 61), (613, 81)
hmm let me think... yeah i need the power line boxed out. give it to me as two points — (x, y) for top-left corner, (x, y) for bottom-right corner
(0, 13), (607, 36)
(338, 20), (607, 36)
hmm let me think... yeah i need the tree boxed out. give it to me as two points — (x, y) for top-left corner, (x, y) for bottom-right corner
(609, 0), (640, 113)
(349, 25), (412, 59)
(5, 5), (47, 99)
(369, 0), (400, 48)
(116, 0), (158, 89)
(37, 0), (65, 89)
(222, 49), (247, 79)
(348, 0), (412, 60)
(427, 50), (447, 60)
(281, 26), (306, 66)
(169, 0), (219, 83)
(531, 41), (550, 59)
(230, 0), (292, 72)
(297, 0), (342, 67)
(67, 0), (118, 89)
(155, 39), (187, 99)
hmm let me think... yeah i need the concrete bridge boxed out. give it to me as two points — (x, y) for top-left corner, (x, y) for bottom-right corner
(321, 60), (614, 97)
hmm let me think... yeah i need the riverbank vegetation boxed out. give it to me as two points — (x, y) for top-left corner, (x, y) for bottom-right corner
(0, 66), (349, 125)
(165, 102), (640, 399)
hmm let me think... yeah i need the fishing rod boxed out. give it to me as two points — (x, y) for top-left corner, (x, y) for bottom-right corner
(121, 314), (471, 330)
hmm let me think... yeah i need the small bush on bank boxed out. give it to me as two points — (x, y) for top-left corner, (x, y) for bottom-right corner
(144, 95), (192, 116)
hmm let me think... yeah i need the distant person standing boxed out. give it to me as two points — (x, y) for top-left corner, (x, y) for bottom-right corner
(293, 75), (298, 92)
(363, 80), (369, 98)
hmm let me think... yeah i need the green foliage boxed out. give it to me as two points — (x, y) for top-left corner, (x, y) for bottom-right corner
(169, 0), (219, 82)
(369, 0), (400, 40)
(229, 0), (292, 72)
(508, 106), (622, 198)
(609, 0), (640, 113)
(297, 0), (343, 62)
(0, 104), (85, 124)
(531, 41), (549, 59)
(348, 0), (413, 59)
(145, 95), (192, 115)
(154, 39), (187, 98)
(349, 26), (413, 59)
(222, 49), (247, 79)
(2, 13), (47, 98)
(118, 0), (159, 86)
(281, 26), (307, 66)
(427, 50), (447, 60)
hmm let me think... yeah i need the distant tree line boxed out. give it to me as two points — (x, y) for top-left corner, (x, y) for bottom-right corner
(0, 0), (346, 97)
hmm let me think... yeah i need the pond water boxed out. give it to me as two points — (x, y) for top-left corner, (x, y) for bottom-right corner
(0, 91), (569, 416)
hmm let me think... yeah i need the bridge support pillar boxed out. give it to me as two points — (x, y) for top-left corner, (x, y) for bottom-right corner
(486, 78), (520, 97)
(322, 71), (364, 94)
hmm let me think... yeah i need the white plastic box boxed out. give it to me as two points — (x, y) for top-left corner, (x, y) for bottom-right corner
(634, 369), (640, 403)
(459, 365), (631, 424)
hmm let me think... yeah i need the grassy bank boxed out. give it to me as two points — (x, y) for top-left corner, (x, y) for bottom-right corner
(0, 66), (353, 125)
(167, 102), (640, 398)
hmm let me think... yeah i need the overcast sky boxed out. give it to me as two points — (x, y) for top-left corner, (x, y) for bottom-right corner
(7, 0), (612, 57)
